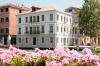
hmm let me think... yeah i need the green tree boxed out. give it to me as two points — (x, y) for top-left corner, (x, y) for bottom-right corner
(79, 0), (100, 38)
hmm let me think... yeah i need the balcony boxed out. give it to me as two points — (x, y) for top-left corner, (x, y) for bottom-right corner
(41, 31), (44, 33)
(24, 31), (29, 34)
(49, 31), (53, 33)
(18, 32), (21, 34)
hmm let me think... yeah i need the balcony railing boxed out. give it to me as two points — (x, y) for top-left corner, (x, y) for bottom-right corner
(18, 32), (21, 34)
(49, 31), (53, 33)
(24, 31), (29, 34)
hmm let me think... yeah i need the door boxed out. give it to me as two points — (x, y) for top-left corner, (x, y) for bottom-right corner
(33, 37), (36, 45)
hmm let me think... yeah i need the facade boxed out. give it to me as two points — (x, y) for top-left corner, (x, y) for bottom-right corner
(65, 7), (91, 45)
(0, 3), (31, 45)
(16, 7), (78, 48)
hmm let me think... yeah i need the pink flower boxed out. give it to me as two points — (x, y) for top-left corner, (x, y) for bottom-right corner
(46, 61), (57, 66)
(62, 58), (69, 65)
(82, 48), (92, 54)
(56, 62), (62, 66)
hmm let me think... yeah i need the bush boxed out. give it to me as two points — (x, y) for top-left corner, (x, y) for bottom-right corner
(0, 45), (99, 66)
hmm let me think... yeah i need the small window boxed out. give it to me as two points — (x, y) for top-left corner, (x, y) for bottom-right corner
(41, 26), (44, 33)
(5, 28), (9, 33)
(25, 17), (28, 23)
(5, 8), (8, 12)
(19, 10), (22, 13)
(6, 17), (9, 22)
(57, 15), (59, 21)
(1, 9), (4, 12)
(61, 16), (62, 21)
(26, 38), (28, 43)
(1, 29), (4, 33)
(18, 28), (21, 34)
(50, 37), (53, 43)
(50, 14), (53, 21)
(30, 16), (32, 23)
(37, 16), (39, 22)
(19, 18), (21, 23)
(33, 16), (36, 22)
(19, 38), (21, 43)
(50, 25), (53, 33)
(64, 17), (65, 23)
(70, 18), (71, 23)
(61, 27), (62, 32)
(42, 37), (44, 43)
(1, 18), (4, 22)
(64, 27), (66, 32)
(42, 15), (44, 21)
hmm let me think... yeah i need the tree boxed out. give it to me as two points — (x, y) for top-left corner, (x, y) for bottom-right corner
(79, 0), (100, 38)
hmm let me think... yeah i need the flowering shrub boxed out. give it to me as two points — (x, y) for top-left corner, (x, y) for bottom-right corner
(0, 45), (100, 66)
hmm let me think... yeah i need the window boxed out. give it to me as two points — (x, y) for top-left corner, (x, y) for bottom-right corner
(42, 37), (44, 43)
(64, 17), (65, 23)
(5, 8), (8, 12)
(18, 28), (21, 34)
(25, 17), (28, 23)
(19, 38), (21, 43)
(61, 16), (62, 21)
(42, 15), (44, 21)
(70, 18), (71, 23)
(1, 9), (3, 12)
(30, 27), (32, 34)
(30, 16), (32, 23)
(41, 26), (44, 33)
(57, 15), (59, 21)
(37, 27), (40, 34)
(1, 18), (4, 22)
(26, 38), (28, 43)
(1, 29), (4, 33)
(19, 18), (21, 23)
(33, 16), (36, 22)
(37, 16), (39, 22)
(50, 25), (53, 33)
(6, 17), (9, 22)
(50, 37), (53, 43)
(69, 9), (72, 12)
(57, 26), (58, 32)
(19, 10), (22, 13)
(64, 27), (66, 32)
(5, 28), (8, 33)
(61, 27), (62, 32)
(25, 27), (28, 33)
(50, 14), (53, 21)
(70, 28), (71, 34)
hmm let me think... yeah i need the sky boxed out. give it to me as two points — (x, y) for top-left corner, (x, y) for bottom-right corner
(0, 0), (84, 10)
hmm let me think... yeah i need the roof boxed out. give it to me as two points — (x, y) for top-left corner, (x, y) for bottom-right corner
(65, 6), (79, 11)
(17, 6), (72, 16)
(0, 3), (31, 11)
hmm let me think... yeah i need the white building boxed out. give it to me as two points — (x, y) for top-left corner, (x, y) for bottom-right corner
(16, 6), (78, 48)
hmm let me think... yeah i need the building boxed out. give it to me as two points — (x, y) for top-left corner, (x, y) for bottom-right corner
(16, 6), (78, 48)
(65, 7), (91, 46)
(0, 3), (31, 45)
